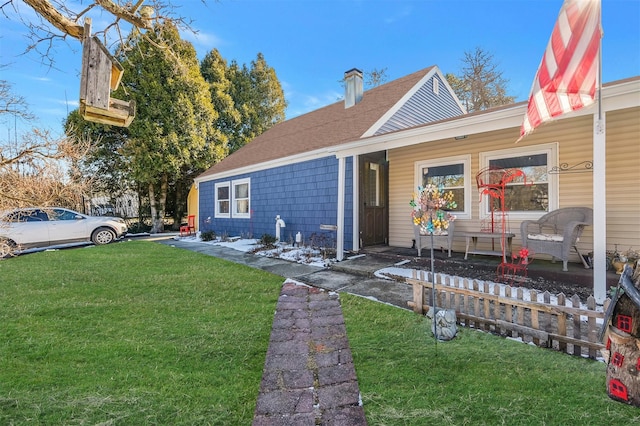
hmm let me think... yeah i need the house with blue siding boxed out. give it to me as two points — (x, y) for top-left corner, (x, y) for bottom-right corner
(195, 66), (466, 259)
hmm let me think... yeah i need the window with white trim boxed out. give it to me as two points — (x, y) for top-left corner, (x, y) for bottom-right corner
(367, 163), (381, 207)
(480, 143), (558, 219)
(215, 178), (252, 219)
(215, 182), (230, 218)
(415, 155), (471, 219)
(232, 178), (251, 218)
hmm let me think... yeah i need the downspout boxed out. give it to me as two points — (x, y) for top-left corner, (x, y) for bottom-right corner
(336, 157), (345, 261)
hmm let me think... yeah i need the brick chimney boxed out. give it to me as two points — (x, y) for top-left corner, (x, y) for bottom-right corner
(344, 68), (363, 108)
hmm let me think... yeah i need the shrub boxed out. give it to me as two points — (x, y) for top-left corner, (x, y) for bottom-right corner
(259, 233), (277, 248)
(200, 230), (216, 241)
(126, 221), (151, 234)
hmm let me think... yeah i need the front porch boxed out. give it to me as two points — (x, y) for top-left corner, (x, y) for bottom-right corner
(357, 245), (620, 299)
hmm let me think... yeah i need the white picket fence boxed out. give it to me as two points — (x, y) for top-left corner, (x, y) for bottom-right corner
(407, 271), (611, 359)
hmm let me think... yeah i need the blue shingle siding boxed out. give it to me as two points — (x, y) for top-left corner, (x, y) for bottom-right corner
(199, 156), (353, 249)
(374, 73), (464, 135)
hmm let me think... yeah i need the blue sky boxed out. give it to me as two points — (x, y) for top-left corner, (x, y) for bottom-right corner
(1, 0), (639, 137)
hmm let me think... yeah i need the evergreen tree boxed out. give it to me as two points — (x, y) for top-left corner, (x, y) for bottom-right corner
(224, 53), (287, 153)
(112, 22), (226, 232)
(200, 49), (241, 151)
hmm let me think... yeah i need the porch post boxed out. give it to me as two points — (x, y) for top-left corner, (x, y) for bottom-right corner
(593, 112), (607, 304)
(352, 155), (359, 252)
(336, 156), (345, 261)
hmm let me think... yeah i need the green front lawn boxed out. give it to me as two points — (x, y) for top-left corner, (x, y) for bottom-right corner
(1, 241), (282, 424)
(1, 241), (637, 425)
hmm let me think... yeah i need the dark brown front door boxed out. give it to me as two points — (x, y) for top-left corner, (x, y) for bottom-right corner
(360, 152), (388, 247)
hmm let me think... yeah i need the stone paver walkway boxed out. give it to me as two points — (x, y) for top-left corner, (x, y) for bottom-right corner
(253, 281), (367, 425)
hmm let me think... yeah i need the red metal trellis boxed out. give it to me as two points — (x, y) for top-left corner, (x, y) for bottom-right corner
(475, 167), (530, 282)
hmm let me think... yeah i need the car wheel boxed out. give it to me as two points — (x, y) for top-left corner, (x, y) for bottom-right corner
(91, 227), (116, 245)
(0, 238), (17, 258)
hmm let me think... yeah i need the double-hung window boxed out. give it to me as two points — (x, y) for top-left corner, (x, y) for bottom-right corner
(215, 182), (230, 218)
(214, 178), (251, 219)
(414, 155), (471, 219)
(215, 178), (251, 219)
(480, 143), (558, 219)
(232, 178), (250, 218)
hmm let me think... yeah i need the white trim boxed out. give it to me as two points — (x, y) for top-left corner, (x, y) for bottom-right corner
(195, 149), (335, 184)
(196, 79), (638, 184)
(337, 103), (526, 158)
(362, 67), (438, 137)
(593, 112), (607, 304)
(414, 154), (472, 220)
(214, 182), (230, 219)
(478, 143), (559, 221)
(437, 67), (467, 112)
(369, 163), (381, 207)
(337, 157), (345, 261)
(337, 79), (639, 159)
(352, 155), (360, 252)
(362, 67), (468, 138)
(232, 178), (251, 219)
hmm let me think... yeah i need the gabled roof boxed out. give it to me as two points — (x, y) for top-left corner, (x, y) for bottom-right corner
(198, 65), (465, 180)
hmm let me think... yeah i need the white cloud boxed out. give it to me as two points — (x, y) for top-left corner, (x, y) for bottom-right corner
(61, 99), (79, 108)
(384, 5), (413, 24)
(182, 29), (224, 51)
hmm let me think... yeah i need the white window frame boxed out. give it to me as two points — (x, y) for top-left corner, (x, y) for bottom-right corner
(479, 142), (558, 221)
(214, 182), (230, 219)
(414, 154), (471, 220)
(232, 178), (251, 219)
(369, 163), (380, 207)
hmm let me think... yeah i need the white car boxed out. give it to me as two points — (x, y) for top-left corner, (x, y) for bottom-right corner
(0, 207), (128, 257)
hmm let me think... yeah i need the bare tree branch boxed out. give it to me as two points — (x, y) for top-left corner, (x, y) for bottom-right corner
(0, 127), (93, 211)
(0, 75), (34, 121)
(94, 0), (154, 32)
(21, 0), (84, 39)
(1, 0), (202, 67)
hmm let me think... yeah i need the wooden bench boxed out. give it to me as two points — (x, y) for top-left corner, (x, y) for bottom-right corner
(461, 231), (515, 262)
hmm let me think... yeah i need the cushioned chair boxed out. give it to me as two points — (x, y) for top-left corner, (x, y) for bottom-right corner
(520, 207), (592, 271)
(413, 219), (455, 257)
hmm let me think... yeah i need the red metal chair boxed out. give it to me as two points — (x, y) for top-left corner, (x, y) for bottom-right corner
(180, 215), (196, 236)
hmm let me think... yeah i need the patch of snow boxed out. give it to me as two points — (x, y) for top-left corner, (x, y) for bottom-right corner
(181, 234), (332, 268)
(214, 238), (259, 252)
(284, 279), (312, 288)
(347, 254), (366, 260)
(178, 236), (602, 315)
(257, 245), (330, 268)
(375, 267), (414, 280)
